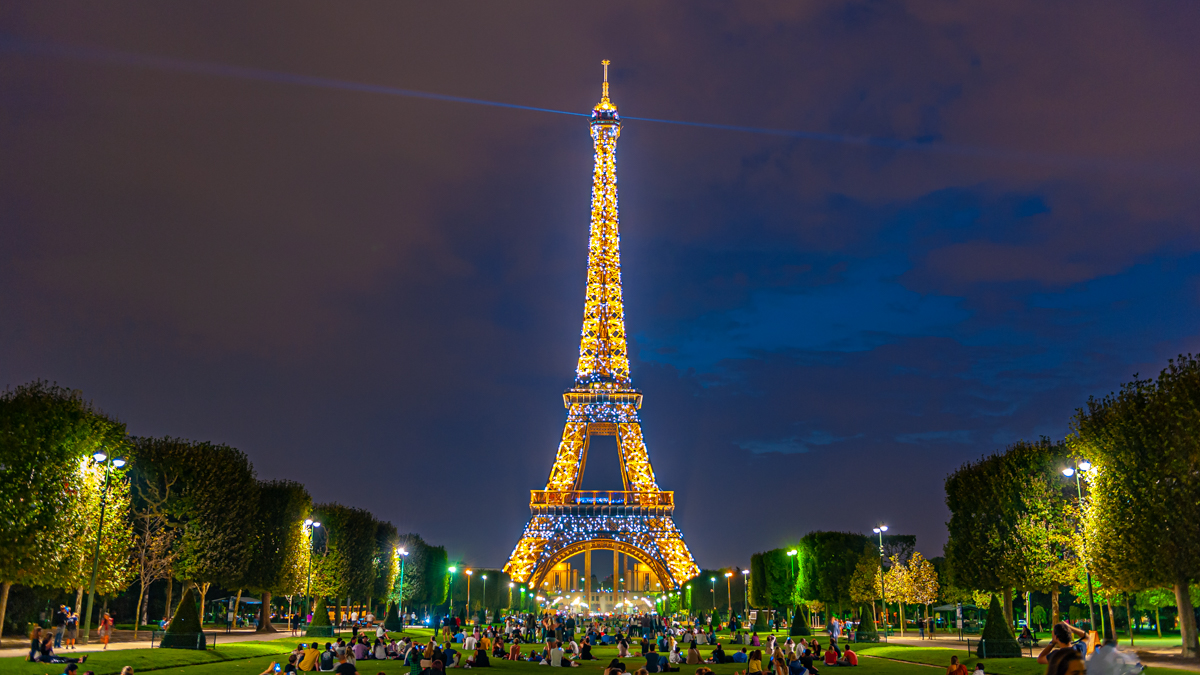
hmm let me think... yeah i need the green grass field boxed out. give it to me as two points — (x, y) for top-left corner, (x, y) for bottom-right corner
(5, 628), (1194, 675)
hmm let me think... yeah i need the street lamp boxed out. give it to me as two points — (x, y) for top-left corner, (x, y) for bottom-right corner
(304, 519), (322, 623)
(873, 525), (888, 630)
(396, 548), (409, 628)
(448, 566), (457, 617)
(1063, 462), (1098, 631)
(742, 569), (750, 622)
(466, 570), (473, 623)
(724, 572), (734, 625)
(509, 582), (515, 610)
(481, 574), (488, 623)
(81, 451), (126, 645)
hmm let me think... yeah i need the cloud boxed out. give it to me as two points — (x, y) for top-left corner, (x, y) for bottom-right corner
(738, 430), (863, 455)
(895, 430), (974, 445)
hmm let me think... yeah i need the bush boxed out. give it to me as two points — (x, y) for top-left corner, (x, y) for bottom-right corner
(384, 602), (403, 631)
(977, 594), (1021, 658)
(161, 587), (206, 649)
(753, 610), (769, 632)
(789, 606), (813, 636)
(306, 598), (332, 637)
(854, 604), (879, 642)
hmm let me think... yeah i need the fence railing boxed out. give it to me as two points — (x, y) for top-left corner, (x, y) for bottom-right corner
(966, 638), (1032, 659)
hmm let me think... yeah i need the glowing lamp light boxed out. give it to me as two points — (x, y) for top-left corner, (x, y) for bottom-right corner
(1079, 461), (1092, 471)
(509, 582), (515, 588)
(465, 569), (472, 576)
(398, 548), (409, 556)
(742, 570), (749, 575)
(92, 451), (107, 462)
(1062, 468), (1075, 477)
(112, 458), (126, 468)
(787, 550), (797, 556)
(449, 566), (457, 573)
(880, 525), (889, 532)
(725, 572), (733, 578)
(313, 522), (320, 527)
(304, 519), (314, 526)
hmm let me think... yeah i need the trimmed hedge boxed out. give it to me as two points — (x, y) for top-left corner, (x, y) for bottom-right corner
(161, 587), (206, 649)
(977, 594), (1021, 658)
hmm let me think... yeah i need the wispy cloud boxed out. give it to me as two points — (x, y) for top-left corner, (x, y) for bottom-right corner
(738, 430), (863, 455)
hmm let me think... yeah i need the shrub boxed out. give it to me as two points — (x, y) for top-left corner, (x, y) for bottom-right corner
(977, 594), (1021, 658)
(161, 587), (206, 649)
(789, 606), (813, 636)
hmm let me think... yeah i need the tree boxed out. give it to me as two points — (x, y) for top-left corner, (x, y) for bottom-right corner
(371, 521), (398, 618)
(0, 381), (127, 637)
(128, 445), (181, 637)
(946, 439), (1077, 626)
(750, 550), (792, 612)
(797, 532), (868, 614)
(59, 455), (136, 624)
(244, 480), (311, 632)
(1074, 355), (1200, 657)
(310, 503), (377, 620)
(1136, 588), (1176, 638)
(884, 554), (911, 636)
(135, 437), (258, 617)
(849, 543), (882, 624)
(907, 552), (940, 634)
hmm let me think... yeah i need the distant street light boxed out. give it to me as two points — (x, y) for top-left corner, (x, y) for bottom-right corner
(304, 519), (323, 624)
(448, 566), (457, 616)
(1063, 462), (1098, 630)
(81, 451), (126, 645)
(873, 525), (888, 629)
(396, 548), (409, 626)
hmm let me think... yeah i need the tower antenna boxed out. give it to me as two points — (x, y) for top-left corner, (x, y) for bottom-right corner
(601, 60), (610, 99)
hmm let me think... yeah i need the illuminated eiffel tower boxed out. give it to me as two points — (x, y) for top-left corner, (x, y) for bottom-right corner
(504, 62), (700, 601)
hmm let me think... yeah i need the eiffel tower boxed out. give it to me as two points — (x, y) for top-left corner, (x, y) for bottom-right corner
(504, 62), (700, 600)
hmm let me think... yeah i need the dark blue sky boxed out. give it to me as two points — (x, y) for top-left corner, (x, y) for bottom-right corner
(2, 3), (1198, 570)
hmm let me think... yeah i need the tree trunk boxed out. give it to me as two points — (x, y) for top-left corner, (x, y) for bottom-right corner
(258, 591), (276, 632)
(199, 582), (211, 627)
(1004, 587), (1014, 627)
(1025, 592), (1031, 635)
(1175, 580), (1198, 658)
(0, 581), (11, 640)
(133, 582), (146, 639)
(1106, 598), (1117, 643)
(165, 578), (175, 621)
(233, 589), (243, 628)
(1124, 594), (1134, 646)
(899, 601), (905, 637)
(1156, 607), (1162, 638)
(1051, 588), (1060, 626)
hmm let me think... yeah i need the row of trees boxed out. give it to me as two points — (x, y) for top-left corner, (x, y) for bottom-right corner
(0, 381), (453, 637)
(945, 354), (1200, 657)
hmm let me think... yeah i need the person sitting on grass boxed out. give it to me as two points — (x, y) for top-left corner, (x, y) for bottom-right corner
(800, 648), (819, 675)
(709, 643), (727, 664)
(283, 654), (299, 674)
(971, 663), (984, 675)
(747, 648), (765, 675)
(643, 648), (660, 674)
(823, 646), (838, 668)
(299, 642), (321, 671)
(787, 651), (807, 675)
(508, 641), (522, 661)
(334, 650), (359, 675)
(810, 641), (822, 659)
(38, 637), (87, 666)
(732, 647), (749, 663)
(688, 643), (702, 665)
(835, 647), (857, 667)
(604, 658), (624, 675)
(944, 655), (967, 675)
(467, 647), (491, 667)
(1037, 622), (1089, 664)
(580, 638), (597, 660)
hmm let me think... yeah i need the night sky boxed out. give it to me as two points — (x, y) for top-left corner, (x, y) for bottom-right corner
(3, 3), (1199, 571)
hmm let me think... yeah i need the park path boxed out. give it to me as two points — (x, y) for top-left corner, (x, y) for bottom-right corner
(0, 625), (304, 659)
(875, 633), (1200, 673)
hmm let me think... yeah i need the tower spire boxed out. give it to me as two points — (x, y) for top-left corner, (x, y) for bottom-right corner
(602, 59), (610, 101)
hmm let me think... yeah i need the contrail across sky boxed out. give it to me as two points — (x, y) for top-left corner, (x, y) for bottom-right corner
(1, 36), (1189, 180)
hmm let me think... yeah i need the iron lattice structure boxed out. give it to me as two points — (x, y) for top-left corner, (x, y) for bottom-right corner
(504, 63), (700, 591)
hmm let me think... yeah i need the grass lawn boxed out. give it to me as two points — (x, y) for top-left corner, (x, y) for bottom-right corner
(7, 628), (1194, 675)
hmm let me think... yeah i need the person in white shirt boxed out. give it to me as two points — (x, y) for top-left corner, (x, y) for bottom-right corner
(377, 623), (387, 640)
(549, 641), (565, 667)
(464, 633), (478, 651)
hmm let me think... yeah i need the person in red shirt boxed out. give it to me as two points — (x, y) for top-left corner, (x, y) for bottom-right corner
(836, 647), (858, 666)
(824, 649), (838, 667)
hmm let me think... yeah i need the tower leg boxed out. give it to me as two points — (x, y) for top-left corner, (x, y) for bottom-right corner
(585, 550), (592, 614)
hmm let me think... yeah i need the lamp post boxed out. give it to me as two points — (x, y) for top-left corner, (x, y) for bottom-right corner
(448, 566), (457, 618)
(1063, 463), (1098, 631)
(481, 574), (488, 623)
(396, 548), (409, 628)
(787, 549), (798, 628)
(710, 576), (716, 615)
(742, 569), (750, 623)
(304, 519), (322, 623)
(509, 582), (515, 612)
(724, 572), (734, 625)
(81, 451), (125, 645)
(873, 525), (888, 631)
(466, 570), (473, 623)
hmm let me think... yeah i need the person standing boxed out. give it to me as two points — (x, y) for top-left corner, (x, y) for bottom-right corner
(53, 605), (68, 649)
(64, 609), (78, 649)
